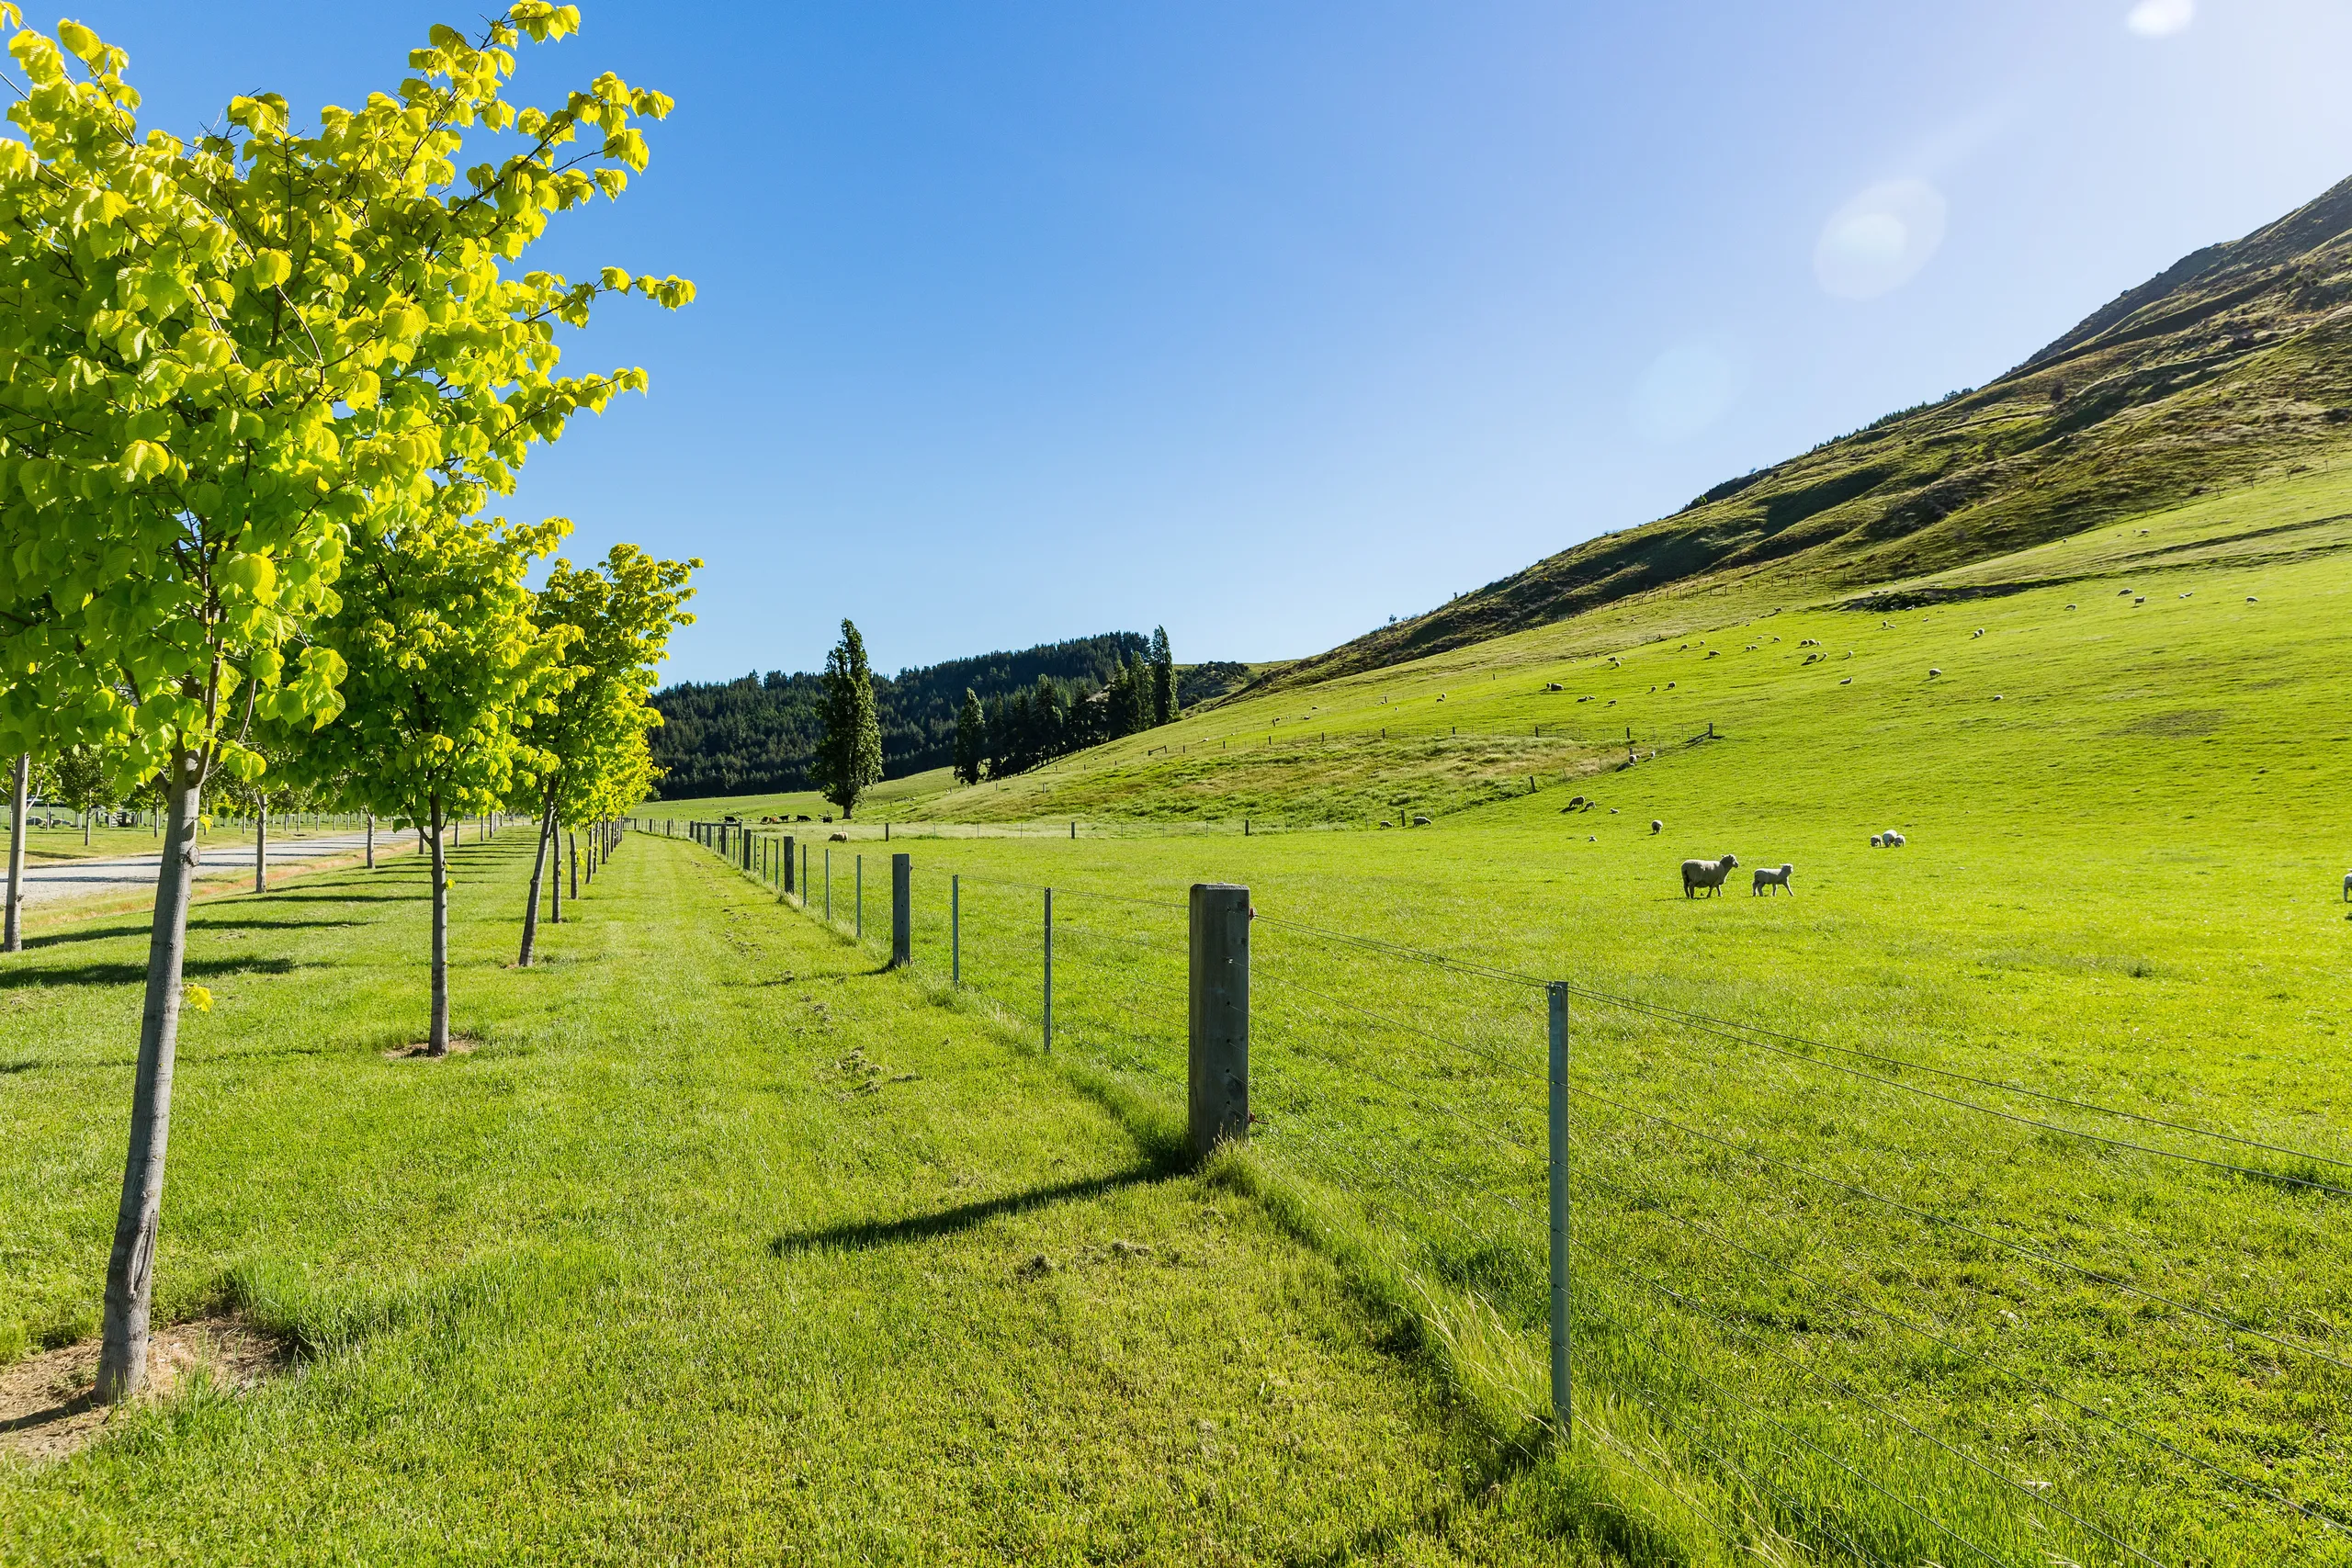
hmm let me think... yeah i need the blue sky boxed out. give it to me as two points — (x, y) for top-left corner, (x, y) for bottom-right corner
(61, 1), (2352, 682)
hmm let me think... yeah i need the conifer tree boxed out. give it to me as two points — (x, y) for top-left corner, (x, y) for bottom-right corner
(1150, 626), (1175, 725)
(954, 688), (985, 784)
(817, 620), (884, 818)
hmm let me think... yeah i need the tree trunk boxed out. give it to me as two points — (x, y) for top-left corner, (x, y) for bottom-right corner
(3, 753), (25, 953)
(95, 752), (203, 1402)
(428, 793), (449, 1057)
(567, 829), (579, 902)
(518, 799), (557, 966)
(366, 811), (375, 869)
(83, 808), (91, 847)
(549, 826), (562, 924)
(254, 803), (267, 895)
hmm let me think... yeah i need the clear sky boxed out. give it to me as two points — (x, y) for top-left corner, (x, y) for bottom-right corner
(56, 1), (2352, 682)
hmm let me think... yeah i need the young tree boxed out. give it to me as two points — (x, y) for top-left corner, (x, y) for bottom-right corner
(0, 5), (687, 1399)
(816, 620), (883, 818)
(953, 688), (985, 784)
(1149, 626), (1175, 725)
(300, 511), (576, 1047)
(3, 753), (27, 950)
(50, 744), (116, 846)
(515, 544), (695, 964)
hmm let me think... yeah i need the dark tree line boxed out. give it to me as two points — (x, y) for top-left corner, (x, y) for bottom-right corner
(650, 631), (1155, 797)
(952, 627), (1176, 784)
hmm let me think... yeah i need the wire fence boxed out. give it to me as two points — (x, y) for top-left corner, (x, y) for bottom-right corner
(650, 818), (2352, 1566)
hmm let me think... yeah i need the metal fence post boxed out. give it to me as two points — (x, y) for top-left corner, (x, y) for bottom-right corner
(890, 853), (910, 968)
(951, 874), (961, 986)
(1187, 883), (1250, 1157)
(1548, 980), (1570, 1435)
(1042, 886), (1053, 1053)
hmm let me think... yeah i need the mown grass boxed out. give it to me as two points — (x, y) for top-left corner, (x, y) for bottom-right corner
(0, 829), (1678, 1563)
(688, 467), (2352, 1562)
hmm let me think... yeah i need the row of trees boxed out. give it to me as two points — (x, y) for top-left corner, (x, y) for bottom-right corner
(0, 7), (694, 1403)
(951, 626), (1176, 783)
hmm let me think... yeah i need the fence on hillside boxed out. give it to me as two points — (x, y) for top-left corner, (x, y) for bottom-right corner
(636, 816), (2352, 1567)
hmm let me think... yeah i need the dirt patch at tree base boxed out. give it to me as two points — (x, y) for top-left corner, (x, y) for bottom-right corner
(0, 1314), (289, 1464)
(381, 1039), (480, 1059)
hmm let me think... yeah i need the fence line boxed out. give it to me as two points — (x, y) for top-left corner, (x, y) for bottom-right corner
(658, 820), (2347, 1563)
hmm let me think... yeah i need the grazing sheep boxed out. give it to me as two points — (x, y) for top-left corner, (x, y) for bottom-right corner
(1752, 863), (1794, 896)
(1651, 819), (1663, 835)
(1839, 677), (1852, 684)
(2134, 597), (2146, 605)
(1412, 814), (1432, 826)
(1928, 668), (1942, 678)
(2119, 588), (2132, 596)
(829, 831), (849, 842)
(2343, 870), (2351, 902)
(1883, 830), (1906, 847)
(1667, 681), (1677, 689)
(1992, 694), (2003, 701)
(1680, 853), (1739, 897)
(2065, 604), (2076, 610)
(1972, 628), (1984, 638)
(1871, 834), (1883, 848)
(1588, 836), (1596, 842)
(2247, 596), (2259, 604)
(1568, 795), (1586, 809)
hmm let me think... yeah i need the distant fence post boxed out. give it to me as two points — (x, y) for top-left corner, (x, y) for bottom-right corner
(855, 855), (864, 940)
(1043, 886), (1053, 1053)
(782, 835), (795, 897)
(1187, 883), (1251, 1158)
(1548, 980), (1570, 1435)
(825, 847), (831, 923)
(801, 844), (808, 908)
(951, 874), (961, 986)
(890, 853), (910, 968)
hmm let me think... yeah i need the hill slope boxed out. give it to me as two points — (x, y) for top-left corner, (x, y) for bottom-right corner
(1260, 172), (2352, 692)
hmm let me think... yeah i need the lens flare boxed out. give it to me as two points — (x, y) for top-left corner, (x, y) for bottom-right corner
(1815, 179), (1949, 299)
(2126, 0), (2193, 38)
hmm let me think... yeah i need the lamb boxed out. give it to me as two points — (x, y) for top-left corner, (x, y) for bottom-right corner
(1871, 834), (1883, 848)
(1650, 819), (1663, 835)
(1680, 853), (1738, 897)
(1752, 863), (1794, 895)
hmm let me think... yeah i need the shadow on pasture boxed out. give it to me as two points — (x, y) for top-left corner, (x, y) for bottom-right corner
(189, 917), (368, 932)
(253, 891), (424, 904)
(769, 1161), (1183, 1256)
(0, 955), (303, 990)
(22, 923), (152, 950)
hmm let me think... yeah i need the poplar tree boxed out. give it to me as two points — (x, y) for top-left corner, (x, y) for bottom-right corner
(1150, 626), (1174, 724)
(953, 688), (985, 784)
(0, 3), (688, 1399)
(817, 620), (883, 818)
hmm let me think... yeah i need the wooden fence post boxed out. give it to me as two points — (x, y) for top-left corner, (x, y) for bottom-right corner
(1187, 883), (1250, 1158)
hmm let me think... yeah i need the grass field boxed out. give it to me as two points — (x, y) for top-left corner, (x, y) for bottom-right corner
(0, 829), (1671, 1563)
(653, 465), (2352, 1562)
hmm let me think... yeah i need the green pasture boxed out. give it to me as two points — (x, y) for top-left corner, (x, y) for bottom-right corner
(677, 467), (2352, 1562)
(0, 831), (1638, 1564)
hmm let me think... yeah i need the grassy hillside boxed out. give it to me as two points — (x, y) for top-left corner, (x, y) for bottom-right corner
(671, 460), (2352, 1562)
(1260, 172), (2352, 692)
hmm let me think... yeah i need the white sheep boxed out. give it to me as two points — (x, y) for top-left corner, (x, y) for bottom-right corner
(1928, 668), (1942, 678)
(1752, 864), (1794, 896)
(1651, 819), (1663, 835)
(2343, 870), (2351, 903)
(1884, 830), (1906, 847)
(1871, 834), (1883, 848)
(1681, 853), (1738, 897)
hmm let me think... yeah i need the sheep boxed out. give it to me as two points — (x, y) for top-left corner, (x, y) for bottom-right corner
(829, 831), (849, 842)
(2134, 597), (2146, 605)
(1667, 681), (1677, 689)
(2065, 604), (2076, 610)
(1651, 819), (1663, 835)
(1871, 834), (1883, 848)
(1883, 830), (1906, 847)
(1568, 795), (1586, 808)
(2247, 596), (2259, 604)
(1681, 853), (1738, 897)
(1839, 677), (1852, 684)
(1928, 668), (1942, 678)
(1752, 863), (1794, 896)
(1412, 814), (1432, 827)
(1546, 682), (1564, 691)
(1972, 628), (1984, 638)
(2344, 870), (2351, 903)
(2119, 589), (2132, 596)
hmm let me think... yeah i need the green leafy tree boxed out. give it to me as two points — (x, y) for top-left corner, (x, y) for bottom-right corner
(1149, 626), (1174, 725)
(817, 620), (883, 818)
(515, 544), (695, 964)
(49, 742), (119, 845)
(953, 688), (985, 784)
(0, 4), (687, 1399)
(300, 511), (578, 1049)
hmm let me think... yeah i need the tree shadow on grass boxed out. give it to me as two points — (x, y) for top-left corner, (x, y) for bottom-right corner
(0, 955), (305, 990)
(769, 1160), (1184, 1257)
